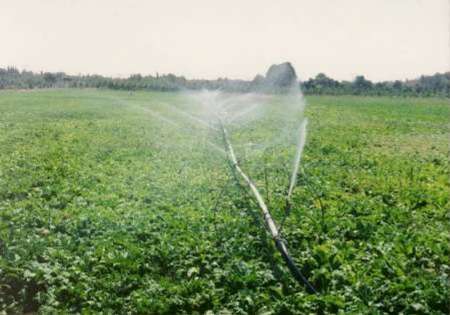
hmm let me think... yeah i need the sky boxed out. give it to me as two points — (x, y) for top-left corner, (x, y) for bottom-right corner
(1, 0), (448, 82)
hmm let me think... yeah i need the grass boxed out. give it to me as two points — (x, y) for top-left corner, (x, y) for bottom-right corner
(0, 89), (449, 314)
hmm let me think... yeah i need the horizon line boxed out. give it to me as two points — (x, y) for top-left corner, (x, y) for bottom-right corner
(1, 65), (449, 84)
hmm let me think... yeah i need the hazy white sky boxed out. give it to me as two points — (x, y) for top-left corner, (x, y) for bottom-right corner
(1, 0), (448, 81)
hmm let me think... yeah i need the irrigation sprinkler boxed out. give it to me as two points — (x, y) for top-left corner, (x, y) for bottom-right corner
(139, 93), (315, 292)
(216, 117), (317, 294)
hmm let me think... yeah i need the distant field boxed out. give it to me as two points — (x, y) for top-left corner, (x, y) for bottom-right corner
(0, 89), (449, 314)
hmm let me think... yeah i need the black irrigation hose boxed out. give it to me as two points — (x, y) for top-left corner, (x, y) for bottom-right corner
(274, 237), (318, 294)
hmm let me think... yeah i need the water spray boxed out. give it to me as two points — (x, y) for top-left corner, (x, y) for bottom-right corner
(138, 105), (225, 155)
(288, 118), (308, 199)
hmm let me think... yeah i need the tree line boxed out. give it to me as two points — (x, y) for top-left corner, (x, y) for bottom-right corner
(302, 73), (450, 97)
(1, 67), (448, 97)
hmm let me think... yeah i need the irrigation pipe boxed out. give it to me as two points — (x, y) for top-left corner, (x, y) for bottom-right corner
(217, 118), (317, 294)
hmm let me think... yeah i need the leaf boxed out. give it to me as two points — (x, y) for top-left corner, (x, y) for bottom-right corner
(187, 267), (199, 278)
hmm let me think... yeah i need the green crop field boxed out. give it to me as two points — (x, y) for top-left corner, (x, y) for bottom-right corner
(0, 89), (449, 314)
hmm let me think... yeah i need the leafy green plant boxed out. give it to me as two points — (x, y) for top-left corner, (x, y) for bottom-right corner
(0, 90), (449, 314)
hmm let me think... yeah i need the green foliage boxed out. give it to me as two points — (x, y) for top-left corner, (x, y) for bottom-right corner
(0, 90), (449, 314)
(1, 67), (449, 97)
(301, 73), (450, 97)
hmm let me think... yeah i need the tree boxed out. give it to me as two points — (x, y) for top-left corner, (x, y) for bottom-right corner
(352, 75), (373, 94)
